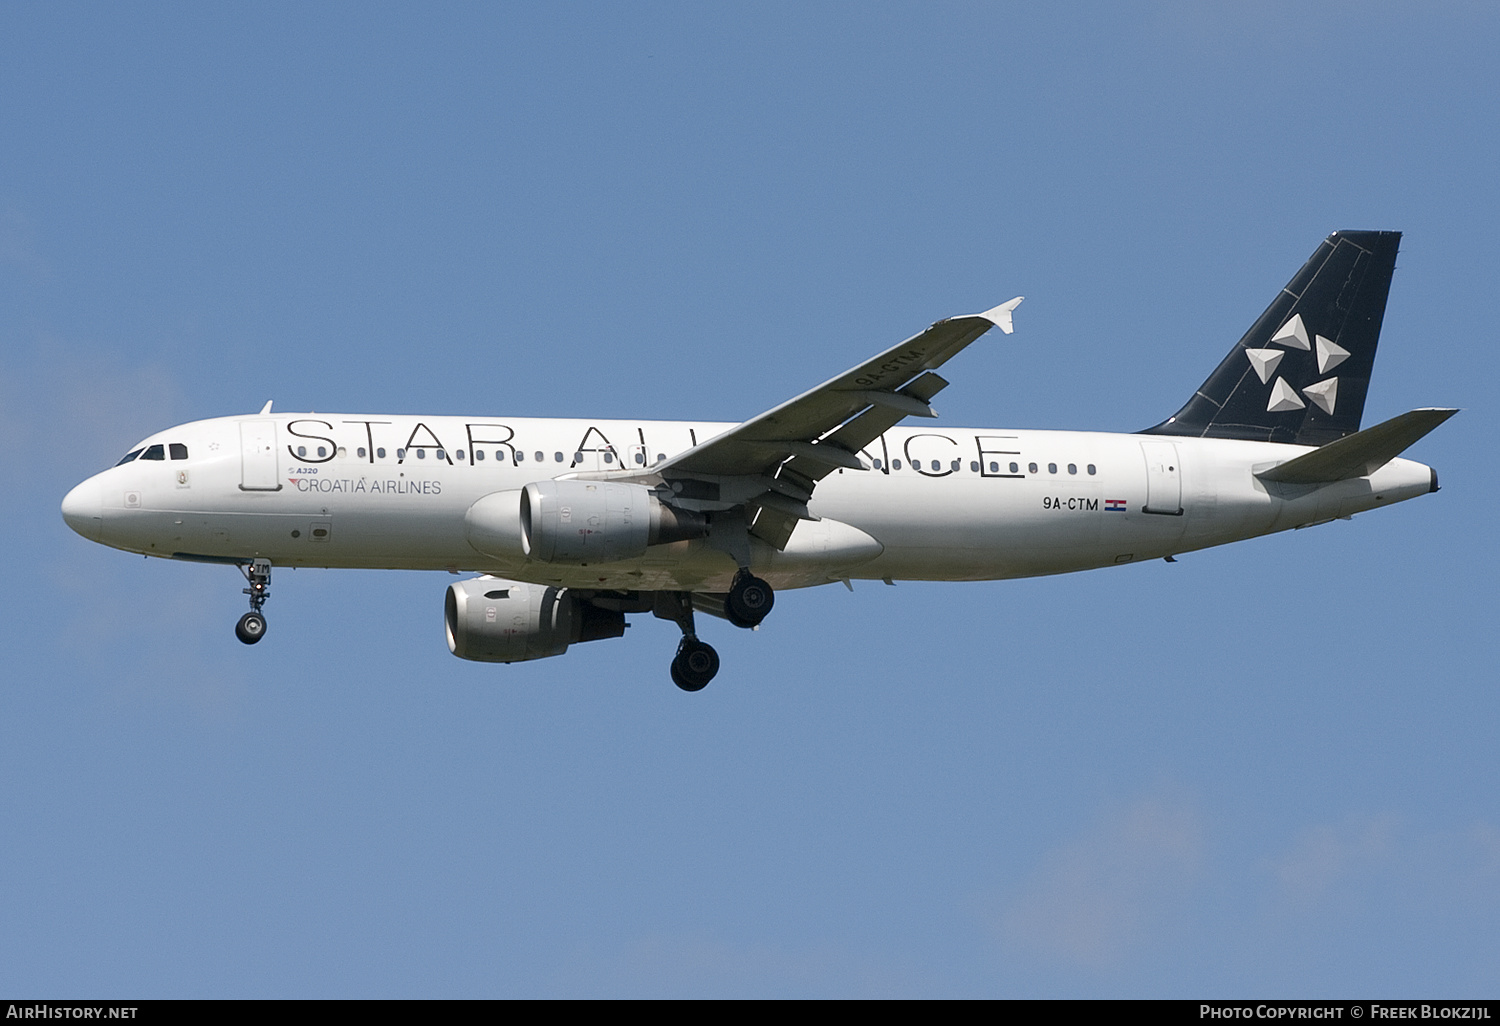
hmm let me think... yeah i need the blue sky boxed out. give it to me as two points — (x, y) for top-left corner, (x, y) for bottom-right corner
(3, 3), (1497, 997)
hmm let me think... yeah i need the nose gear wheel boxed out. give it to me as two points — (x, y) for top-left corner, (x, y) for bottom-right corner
(236, 611), (266, 644)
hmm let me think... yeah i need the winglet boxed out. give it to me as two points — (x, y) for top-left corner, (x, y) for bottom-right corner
(979, 297), (1024, 335)
(259, 400), (274, 415)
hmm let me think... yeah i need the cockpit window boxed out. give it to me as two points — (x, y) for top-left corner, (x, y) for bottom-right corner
(141, 445), (166, 460)
(169, 443), (188, 460)
(115, 448), (144, 466)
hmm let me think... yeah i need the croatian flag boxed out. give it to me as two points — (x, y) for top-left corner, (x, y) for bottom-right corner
(1105, 499), (1127, 512)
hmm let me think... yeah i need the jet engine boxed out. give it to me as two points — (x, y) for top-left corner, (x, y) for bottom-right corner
(522, 480), (707, 563)
(445, 577), (625, 663)
(465, 481), (707, 564)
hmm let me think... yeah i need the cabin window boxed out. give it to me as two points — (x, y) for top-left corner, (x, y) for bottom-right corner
(336, 447), (346, 458)
(317, 446), (327, 458)
(296, 446), (307, 458)
(169, 443), (188, 460)
(1010, 462), (1019, 473)
(376, 448), (386, 459)
(1087, 464), (1096, 475)
(602, 452), (613, 464)
(116, 448), (144, 466)
(873, 459), (884, 470)
(930, 461), (940, 472)
(970, 461), (979, 472)
(456, 450), (465, 461)
(417, 449), (427, 459)
(474, 450), (484, 461)
(436, 449), (446, 461)
(515, 451), (524, 462)
(1028, 463), (1038, 474)
(1048, 463), (1057, 474)
(892, 459), (902, 470)
(396, 448), (405, 460)
(358, 447), (368, 458)
(534, 451), (543, 463)
(656, 453), (665, 463)
(634, 452), (645, 465)
(1068, 463), (1077, 475)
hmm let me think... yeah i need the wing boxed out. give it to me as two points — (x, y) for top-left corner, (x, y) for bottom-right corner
(603, 297), (1022, 551)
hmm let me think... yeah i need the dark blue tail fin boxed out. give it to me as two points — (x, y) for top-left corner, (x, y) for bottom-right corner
(1142, 230), (1400, 446)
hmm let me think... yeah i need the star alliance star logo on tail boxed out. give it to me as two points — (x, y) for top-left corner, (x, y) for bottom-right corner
(1251, 313), (1346, 415)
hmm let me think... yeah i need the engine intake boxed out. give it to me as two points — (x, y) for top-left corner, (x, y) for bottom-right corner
(445, 577), (625, 663)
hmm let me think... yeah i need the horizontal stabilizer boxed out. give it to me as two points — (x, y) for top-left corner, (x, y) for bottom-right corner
(1256, 408), (1458, 484)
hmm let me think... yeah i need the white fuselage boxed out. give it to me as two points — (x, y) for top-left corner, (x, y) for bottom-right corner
(61, 413), (1437, 593)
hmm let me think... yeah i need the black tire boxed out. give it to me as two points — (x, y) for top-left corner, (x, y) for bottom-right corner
(235, 611), (267, 645)
(670, 639), (719, 691)
(725, 574), (774, 628)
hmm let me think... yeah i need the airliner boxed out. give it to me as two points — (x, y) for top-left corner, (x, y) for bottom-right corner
(61, 231), (1454, 690)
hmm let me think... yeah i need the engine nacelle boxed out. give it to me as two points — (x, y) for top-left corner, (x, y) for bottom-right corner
(503, 480), (702, 564)
(465, 481), (708, 564)
(522, 480), (649, 563)
(445, 577), (625, 663)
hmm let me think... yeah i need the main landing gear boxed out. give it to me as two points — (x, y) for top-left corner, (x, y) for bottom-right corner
(655, 571), (776, 691)
(671, 637), (720, 693)
(725, 569), (774, 628)
(656, 592), (717, 692)
(235, 558), (271, 645)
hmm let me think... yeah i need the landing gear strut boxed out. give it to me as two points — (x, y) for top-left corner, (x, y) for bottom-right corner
(655, 591), (719, 692)
(235, 559), (271, 645)
(725, 569), (774, 628)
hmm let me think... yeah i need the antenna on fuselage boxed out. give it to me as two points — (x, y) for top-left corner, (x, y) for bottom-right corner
(258, 400), (273, 415)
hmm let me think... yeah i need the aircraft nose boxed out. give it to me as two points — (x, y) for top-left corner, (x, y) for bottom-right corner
(61, 476), (104, 542)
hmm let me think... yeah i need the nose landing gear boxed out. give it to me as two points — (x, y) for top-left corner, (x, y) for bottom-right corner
(235, 559), (272, 645)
